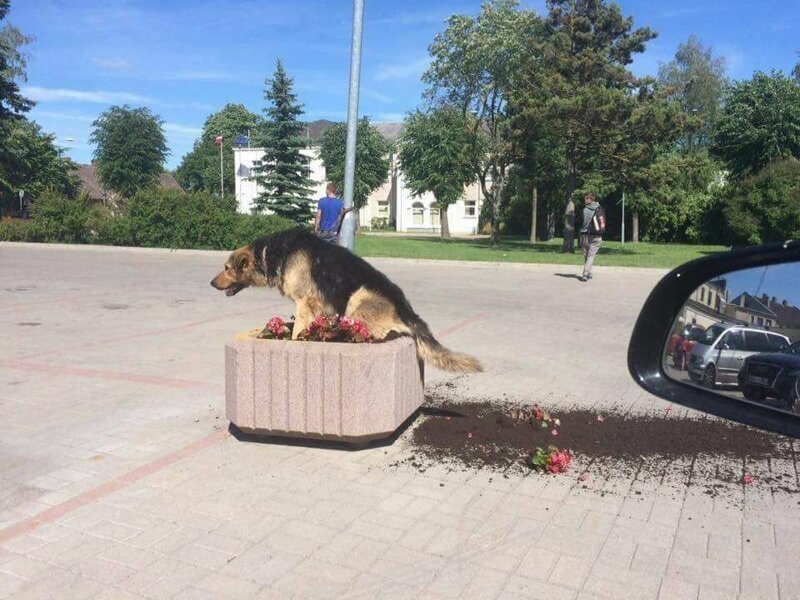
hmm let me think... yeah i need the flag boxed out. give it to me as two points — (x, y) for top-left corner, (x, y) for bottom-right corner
(234, 134), (249, 147)
(214, 135), (223, 146)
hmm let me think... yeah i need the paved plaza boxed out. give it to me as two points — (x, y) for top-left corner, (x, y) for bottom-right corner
(1, 242), (799, 599)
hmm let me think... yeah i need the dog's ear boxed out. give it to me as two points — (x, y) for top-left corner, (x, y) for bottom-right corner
(232, 247), (254, 274)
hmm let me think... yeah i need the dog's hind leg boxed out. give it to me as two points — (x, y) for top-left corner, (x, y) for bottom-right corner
(345, 287), (409, 340)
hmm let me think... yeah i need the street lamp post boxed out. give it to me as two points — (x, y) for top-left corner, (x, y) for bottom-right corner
(338, 0), (365, 251)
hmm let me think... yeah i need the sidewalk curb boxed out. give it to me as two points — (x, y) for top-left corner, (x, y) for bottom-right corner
(0, 241), (670, 275)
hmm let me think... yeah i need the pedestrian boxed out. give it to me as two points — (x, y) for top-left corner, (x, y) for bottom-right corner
(578, 192), (606, 282)
(314, 182), (344, 244)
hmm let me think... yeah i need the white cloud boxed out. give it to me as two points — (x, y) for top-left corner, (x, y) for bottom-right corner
(22, 86), (152, 105)
(164, 122), (202, 136)
(374, 57), (430, 82)
(31, 110), (94, 122)
(92, 57), (132, 71)
(362, 88), (394, 103)
(374, 112), (406, 122)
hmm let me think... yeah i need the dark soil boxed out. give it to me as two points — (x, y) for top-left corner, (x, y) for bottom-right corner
(397, 397), (798, 494)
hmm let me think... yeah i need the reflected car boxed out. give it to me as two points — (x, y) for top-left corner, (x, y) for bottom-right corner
(669, 325), (706, 370)
(688, 324), (790, 388)
(738, 341), (800, 408)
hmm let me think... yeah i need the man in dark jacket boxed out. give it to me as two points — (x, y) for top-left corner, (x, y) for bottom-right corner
(578, 192), (605, 281)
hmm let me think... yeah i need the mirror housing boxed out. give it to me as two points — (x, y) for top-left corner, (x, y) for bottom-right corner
(628, 240), (800, 438)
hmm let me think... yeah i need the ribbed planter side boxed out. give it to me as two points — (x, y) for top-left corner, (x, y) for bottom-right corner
(225, 334), (424, 442)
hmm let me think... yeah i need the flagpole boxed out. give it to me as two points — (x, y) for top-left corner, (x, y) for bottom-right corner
(219, 135), (224, 199)
(338, 0), (364, 251)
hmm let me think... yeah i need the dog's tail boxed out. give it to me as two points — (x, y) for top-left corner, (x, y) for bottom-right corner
(404, 315), (483, 373)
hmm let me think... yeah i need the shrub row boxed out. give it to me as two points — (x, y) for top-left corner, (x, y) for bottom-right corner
(0, 189), (298, 249)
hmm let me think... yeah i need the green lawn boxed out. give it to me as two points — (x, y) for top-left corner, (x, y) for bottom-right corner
(354, 234), (728, 269)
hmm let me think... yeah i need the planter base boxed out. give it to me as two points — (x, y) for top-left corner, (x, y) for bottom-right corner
(225, 332), (425, 444)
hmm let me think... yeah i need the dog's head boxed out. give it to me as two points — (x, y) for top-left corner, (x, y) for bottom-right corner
(210, 245), (257, 297)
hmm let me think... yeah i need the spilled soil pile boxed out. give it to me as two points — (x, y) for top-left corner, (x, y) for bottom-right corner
(399, 400), (796, 493)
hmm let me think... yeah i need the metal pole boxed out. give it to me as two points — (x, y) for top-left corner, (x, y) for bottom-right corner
(621, 191), (625, 245)
(219, 139), (224, 199)
(338, 0), (364, 251)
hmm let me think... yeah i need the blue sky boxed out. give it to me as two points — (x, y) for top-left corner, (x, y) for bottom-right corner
(8, 0), (799, 170)
(726, 264), (800, 308)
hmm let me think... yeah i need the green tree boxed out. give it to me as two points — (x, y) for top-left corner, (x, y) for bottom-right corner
(252, 59), (314, 223)
(658, 35), (728, 151)
(0, 0), (32, 119)
(175, 103), (261, 194)
(398, 108), (476, 238)
(514, 0), (660, 248)
(89, 105), (169, 198)
(723, 159), (800, 245)
(319, 118), (391, 216)
(424, 0), (538, 247)
(0, 119), (77, 205)
(712, 71), (800, 178)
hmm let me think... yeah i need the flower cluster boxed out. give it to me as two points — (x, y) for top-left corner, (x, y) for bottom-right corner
(298, 315), (373, 343)
(528, 445), (572, 474)
(259, 316), (292, 340)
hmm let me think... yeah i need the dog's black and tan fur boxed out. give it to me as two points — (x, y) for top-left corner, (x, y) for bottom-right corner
(210, 229), (482, 373)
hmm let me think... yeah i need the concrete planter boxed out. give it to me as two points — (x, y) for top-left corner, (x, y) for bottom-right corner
(225, 332), (424, 443)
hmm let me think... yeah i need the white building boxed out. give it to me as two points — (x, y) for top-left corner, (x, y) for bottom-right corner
(232, 120), (484, 235)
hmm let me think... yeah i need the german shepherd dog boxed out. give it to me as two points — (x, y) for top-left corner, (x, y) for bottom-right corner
(210, 229), (482, 373)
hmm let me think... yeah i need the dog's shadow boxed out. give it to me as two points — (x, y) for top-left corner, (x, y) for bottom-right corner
(554, 273), (582, 280)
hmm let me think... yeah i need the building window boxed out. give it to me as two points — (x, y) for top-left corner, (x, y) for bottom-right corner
(302, 158), (312, 179)
(412, 202), (424, 226)
(430, 203), (440, 227)
(700, 288), (705, 303)
(465, 200), (476, 217)
(378, 200), (388, 214)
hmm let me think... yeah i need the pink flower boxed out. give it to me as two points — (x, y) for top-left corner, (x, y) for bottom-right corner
(551, 429), (558, 436)
(664, 406), (672, 415)
(467, 432), (473, 439)
(742, 473), (754, 485)
(596, 415), (604, 422)
(533, 406), (543, 421)
(266, 316), (288, 338)
(578, 473), (590, 481)
(313, 315), (328, 328)
(339, 316), (355, 328)
(546, 449), (571, 474)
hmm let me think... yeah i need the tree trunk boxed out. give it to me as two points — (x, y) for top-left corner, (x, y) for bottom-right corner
(632, 211), (639, 243)
(546, 207), (556, 241)
(561, 163), (577, 252)
(440, 204), (451, 239)
(529, 185), (538, 243)
(490, 193), (501, 247)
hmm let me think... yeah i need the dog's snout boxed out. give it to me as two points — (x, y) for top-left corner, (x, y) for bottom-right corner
(210, 277), (220, 289)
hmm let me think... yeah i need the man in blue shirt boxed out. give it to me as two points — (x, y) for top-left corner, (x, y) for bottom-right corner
(314, 182), (344, 244)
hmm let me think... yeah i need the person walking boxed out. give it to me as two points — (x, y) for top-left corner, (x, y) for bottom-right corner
(578, 192), (606, 282)
(314, 182), (344, 244)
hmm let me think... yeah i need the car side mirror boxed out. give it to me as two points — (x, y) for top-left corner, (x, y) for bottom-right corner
(628, 240), (800, 438)
(720, 343), (731, 351)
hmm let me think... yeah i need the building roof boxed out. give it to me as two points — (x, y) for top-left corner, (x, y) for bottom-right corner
(729, 292), (778, 318)
(301, 119), (404, 143)
(765, 298), (800, 328)
(73, 164), (181, 200)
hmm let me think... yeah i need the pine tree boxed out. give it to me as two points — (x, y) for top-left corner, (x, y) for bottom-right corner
(252, 59), (314, 223)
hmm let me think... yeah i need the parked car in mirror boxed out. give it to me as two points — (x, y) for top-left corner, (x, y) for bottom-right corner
(668, 324), (706, 370)
(738, 341), (800, 409)
(688, 325), (790, 388)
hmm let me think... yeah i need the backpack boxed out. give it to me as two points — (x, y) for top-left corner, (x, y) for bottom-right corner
(589, 205), (607, 236)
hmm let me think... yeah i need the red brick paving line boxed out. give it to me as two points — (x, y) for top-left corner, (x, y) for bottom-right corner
(0, 310), (489, 544)
(13, 303), (286, 361)
(0, 291), (118, 314)
(0, 360), (215, 389)
(435, 312), (491, 339)
(0, 429), (230, 544)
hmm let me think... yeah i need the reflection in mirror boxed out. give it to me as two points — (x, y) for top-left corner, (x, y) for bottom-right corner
(663, 262), (800, 413)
